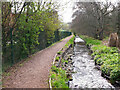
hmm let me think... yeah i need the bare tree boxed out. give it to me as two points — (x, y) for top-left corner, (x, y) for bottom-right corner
(71, 1), (116, 40)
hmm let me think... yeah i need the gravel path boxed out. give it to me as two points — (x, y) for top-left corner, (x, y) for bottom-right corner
(3, 35), (73, 88)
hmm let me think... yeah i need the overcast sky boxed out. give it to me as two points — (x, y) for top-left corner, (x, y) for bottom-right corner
(57, 0), (74, 23)
(58, 0), (118, 23)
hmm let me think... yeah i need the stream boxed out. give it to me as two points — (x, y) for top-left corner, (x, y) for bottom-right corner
(69, 36), (114, 89)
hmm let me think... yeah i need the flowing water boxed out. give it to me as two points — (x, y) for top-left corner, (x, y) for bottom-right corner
(69, 36), (114, 89)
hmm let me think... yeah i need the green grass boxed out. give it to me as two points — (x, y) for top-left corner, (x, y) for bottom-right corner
(50, 65), (69, 88)
(80, 34), (120, 84)
(65, 35), (75, 48)
(61, 59), (68, 64)
(79, 35), (101, 46)
(57, 51), (62, 55)
(55, 56), (60, 61)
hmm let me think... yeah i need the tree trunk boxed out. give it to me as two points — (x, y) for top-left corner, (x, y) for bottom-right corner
(99, 29), (104, 40)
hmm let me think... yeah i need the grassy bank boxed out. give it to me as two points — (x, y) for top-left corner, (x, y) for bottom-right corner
(65, 35), (75, 48)
(50, 65), (69, 88)
(79, 35), (120, 84)
(50, 35), (75, 88)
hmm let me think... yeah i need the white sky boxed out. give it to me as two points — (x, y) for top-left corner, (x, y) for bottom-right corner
(57, 0), (118, 23)
(57, 0), (74, 23)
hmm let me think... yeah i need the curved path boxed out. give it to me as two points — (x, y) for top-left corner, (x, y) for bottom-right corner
(3, 35), (73, 88)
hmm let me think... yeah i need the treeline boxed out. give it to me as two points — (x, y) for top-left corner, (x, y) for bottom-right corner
(2, 1), (71, 70)
(71, 1), (119, 40)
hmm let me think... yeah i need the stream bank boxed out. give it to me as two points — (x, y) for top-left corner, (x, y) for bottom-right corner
(69, 36), (114, 88)
(50, 35), (119, 89)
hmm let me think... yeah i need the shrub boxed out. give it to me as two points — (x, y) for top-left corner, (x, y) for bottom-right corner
(91, 45), (118, 56)
(110, 66), (120, 83)
(101, 64), (116, 76)
(80, 35), (120, 84)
